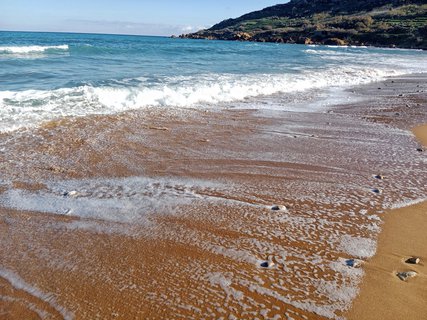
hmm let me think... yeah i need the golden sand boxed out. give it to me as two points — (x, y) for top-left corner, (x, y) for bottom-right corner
(413, 124), (427, 146)
(346, 201), (427, 320)
(347, 125), (427, 320)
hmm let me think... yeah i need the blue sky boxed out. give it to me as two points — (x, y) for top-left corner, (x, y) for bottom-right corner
(0, 0), (284, 36)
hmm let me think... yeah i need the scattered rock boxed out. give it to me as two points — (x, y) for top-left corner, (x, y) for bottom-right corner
(374, 174), (385, 180)
(304, 37), (313, 45)
(68, 190), (79, 197)
(406, 257), (420, 265)
(346, 259), (362, 268)
(48, 165), (67, 174)
(148, 126), (169, 131)
(406, 104), (411, 108)
(396, 271), (417, 281)
(260, 261), (275, 268)
(416, 148), (424, 152)
(271, 205), (287, 211)
(63, 190), (79, 197)
(372, 188), (382, 194)
(324, 38), (347, 46)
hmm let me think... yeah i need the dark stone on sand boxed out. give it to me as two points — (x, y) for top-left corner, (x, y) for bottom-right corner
(346, 259), (357, 267)
(396, 271), (417, 281)
(260, 261), (275, 268)
(271, 205), (287, 211)
(406, 257), (420, 265)
(416, 148), (423, 152)
(372, 188), (382, 194)
(374, 175), (385, 180)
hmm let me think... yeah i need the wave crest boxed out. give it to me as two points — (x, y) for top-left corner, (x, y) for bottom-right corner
(0, 45), (69, 54)
(0, 66), (403, 132)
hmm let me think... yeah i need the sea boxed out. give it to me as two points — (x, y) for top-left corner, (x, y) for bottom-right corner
(1, 31), (427, 132)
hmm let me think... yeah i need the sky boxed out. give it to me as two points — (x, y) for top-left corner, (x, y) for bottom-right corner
(0, 0), (284, 36)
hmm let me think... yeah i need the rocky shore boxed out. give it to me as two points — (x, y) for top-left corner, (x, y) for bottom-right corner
(180, 0), (427, 49)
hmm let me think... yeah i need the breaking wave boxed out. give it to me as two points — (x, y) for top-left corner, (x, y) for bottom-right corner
(0, 45), (69, 54)
(0, 66), (403, 132)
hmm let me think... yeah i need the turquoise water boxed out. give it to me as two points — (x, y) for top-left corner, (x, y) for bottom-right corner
(1, 31), (426, 132)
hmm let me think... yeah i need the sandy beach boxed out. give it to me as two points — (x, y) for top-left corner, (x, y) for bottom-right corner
(347, 124), (427, 320)
(0, 74), (426, 319)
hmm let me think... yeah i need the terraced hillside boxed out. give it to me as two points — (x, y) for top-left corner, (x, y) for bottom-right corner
(180, 0), (427, 49)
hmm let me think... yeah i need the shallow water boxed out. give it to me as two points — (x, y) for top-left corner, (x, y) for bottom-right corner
(1, 31), (427, 132)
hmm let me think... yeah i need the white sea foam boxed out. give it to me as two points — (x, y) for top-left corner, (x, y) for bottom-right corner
(0, 45), (69, 54)
(0, 66), (406, 132)
(388, 197), (426, 209)
(339, 235), (377, 259)
(0, 176), (227, 224)
(0, 267), (74, 320)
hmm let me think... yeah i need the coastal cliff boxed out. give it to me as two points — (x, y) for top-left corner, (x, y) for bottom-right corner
(180, 0), (427, 49)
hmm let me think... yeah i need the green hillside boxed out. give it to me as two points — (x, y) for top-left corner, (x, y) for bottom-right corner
(180, 0), (427, 49)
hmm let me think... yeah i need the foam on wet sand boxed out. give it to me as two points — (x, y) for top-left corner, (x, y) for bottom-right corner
(0, 74), (426, 319)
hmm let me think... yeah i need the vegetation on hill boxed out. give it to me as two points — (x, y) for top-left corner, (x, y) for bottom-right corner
(180, 0), (427, 49)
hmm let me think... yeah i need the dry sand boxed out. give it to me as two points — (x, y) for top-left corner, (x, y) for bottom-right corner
(0, 75), (426, 319)
(346, 201), (427, 320)
(413, 124), (427, 146)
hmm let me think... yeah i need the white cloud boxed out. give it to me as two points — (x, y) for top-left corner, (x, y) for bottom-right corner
(61, 19), (204, 36)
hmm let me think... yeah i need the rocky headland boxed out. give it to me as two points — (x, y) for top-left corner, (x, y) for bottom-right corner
(180, 0), (427, 49)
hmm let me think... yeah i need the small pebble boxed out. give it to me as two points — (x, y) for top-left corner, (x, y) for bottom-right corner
(346, 259), (362, 268)
(372, 188), (382, 194)
(397, 271), (417, 281)
(68, 190), (79, 197)
(374, 175), (385, 180)
(260, 261), (275, 268)
(416, 148), (423, 152)
(406, 257), (420, 265)
(271, 205), (287, 211)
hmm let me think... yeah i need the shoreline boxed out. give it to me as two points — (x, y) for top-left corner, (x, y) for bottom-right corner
(0, 74), (426, 319)
(178, 36), (427, 51)
(347, 199), (427, 320)
(347, 125), (427, 320)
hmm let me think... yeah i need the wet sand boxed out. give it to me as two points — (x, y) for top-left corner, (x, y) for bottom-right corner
(347, 125), (427, 320)
(0, 74), (426, 319)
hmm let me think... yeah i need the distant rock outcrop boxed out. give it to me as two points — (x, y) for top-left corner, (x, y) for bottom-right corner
(180, 0), (427, 49)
